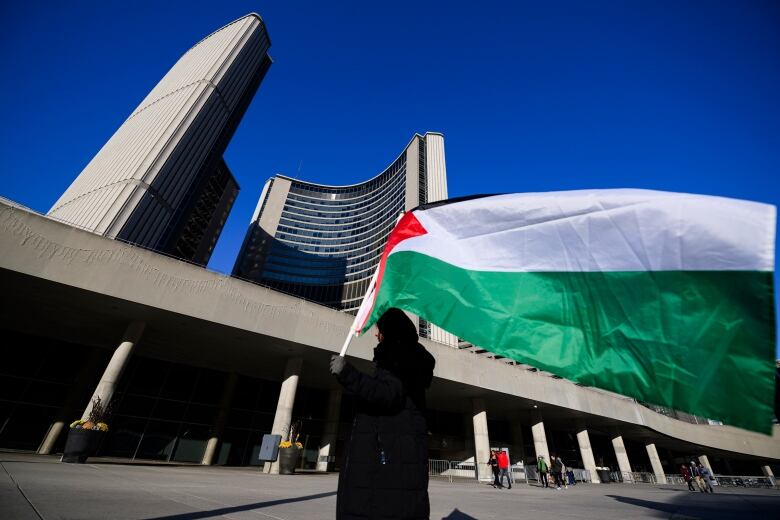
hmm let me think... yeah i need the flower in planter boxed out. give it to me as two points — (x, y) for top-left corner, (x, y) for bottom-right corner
(69, 396), (111, 432)
(278, 419), (304, 449)
(279, 440), (303, 449)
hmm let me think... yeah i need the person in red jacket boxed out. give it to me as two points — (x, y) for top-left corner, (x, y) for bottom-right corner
(680, 464), (695, 491)
(496, 450), (512, 489)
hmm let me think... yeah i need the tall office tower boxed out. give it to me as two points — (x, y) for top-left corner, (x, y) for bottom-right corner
(48, 14), (272, 265)
(233, 132), (457, 345)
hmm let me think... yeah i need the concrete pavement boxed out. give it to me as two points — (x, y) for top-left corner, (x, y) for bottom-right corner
(1, 453), (778, 520)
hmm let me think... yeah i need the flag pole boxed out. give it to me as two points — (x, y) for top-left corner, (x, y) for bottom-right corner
(338, 266), (379, 357)
(338, 212), (405, 357)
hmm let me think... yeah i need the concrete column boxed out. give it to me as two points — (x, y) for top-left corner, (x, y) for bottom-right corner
(760, 465), (776, 487)
(264, 357), (303, 474)
(698, 455), (713, 473)
(201, 372), (238, 465)
(576, 429), (600, 484)
(38, 348), (106, 454)
(82, 321), (145, 420)
(531, 418), (550, 466)
(317, 388), (342, 472)
(611, 435), (633, 482)
(471, 398), (491, 481)
(645, 443), (667, 484)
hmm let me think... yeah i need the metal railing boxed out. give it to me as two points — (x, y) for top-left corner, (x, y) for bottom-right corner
(664, 474), (686, 485)
(510, 466), (592, 484)
(714, 475), (776, 489)
(428, 459), (453, 482)
(626, 472), (657, 484)
(429, 460), (529, 484)
(510, 465), (528, 484)
(428, 461), (780, 490)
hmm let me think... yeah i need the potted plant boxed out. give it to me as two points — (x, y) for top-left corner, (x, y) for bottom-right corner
(61, 396), (110, 463)
(277, 420), (303, 475)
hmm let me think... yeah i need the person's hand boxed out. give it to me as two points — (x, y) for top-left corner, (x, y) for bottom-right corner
(330, 354), (346, 375)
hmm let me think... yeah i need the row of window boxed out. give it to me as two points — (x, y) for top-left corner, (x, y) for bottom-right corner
(265, 245), (383, 282)
(276, 218), (397, 252)
(284, 167), (407, 214)
(286, 155), (407, 202)
(264, 250), (381, 281)
(280, 182), (405, 224)
(264, 243), (383, 279)
(277, 188), (404, 236)
(275, 199), (404, 254)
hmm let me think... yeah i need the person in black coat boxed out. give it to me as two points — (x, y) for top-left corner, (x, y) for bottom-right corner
(330, 308), (436, 520)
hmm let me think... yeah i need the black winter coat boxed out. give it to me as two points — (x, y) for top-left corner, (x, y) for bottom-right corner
(335, 340), (435, 520)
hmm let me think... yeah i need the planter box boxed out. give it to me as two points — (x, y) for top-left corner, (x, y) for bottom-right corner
(278, 447), (301, 475)
(62, 428), (104, 463)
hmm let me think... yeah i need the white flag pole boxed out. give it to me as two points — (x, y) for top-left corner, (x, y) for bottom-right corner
(338, 212), (405, 357)
(338, 266), (379, 357)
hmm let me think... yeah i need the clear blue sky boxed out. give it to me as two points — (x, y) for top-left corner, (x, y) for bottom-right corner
(1, 1), (778, 354)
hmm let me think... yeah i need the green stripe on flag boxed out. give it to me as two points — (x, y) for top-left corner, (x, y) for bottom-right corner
(368, 251), (776, 434)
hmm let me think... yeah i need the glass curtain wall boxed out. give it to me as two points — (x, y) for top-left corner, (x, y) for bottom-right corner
(257, 155), (409, 311)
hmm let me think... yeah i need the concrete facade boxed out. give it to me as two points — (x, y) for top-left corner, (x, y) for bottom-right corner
(232, 132), (457, 347)
(471, 398), (492, 481)
(577, 429), (601, 484)
(646, 443), (668, 484)
(1, 200), (779, 476)
(47, 14), (271, 266)
(265, 357), (303, 474)
(531, 419), (551, 466)
(611, 435), (633, 478)
(81, 321), (145, 421)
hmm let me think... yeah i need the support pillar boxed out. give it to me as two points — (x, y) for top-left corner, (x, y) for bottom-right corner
(82, 321), (145, 420)
(576, 429), (600, 483)
(761, 465), (776, 487)
(530, 416), (550, 467)
(317, 388), (342, 472)
(611, 435), (633, 482)
(201, 372), (238, 465)
(264, 357), (303, 474)
(38, 348), (105, 454)
(472, 398), (491, 481)
(645, 443), (667, 484)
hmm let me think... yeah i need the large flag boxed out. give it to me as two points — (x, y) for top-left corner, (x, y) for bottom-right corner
(357, 189), (776, 433)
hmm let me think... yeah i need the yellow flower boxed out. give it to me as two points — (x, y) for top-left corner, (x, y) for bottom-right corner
(279, 441), (303, 449)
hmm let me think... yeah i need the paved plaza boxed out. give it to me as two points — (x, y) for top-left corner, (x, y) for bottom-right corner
(1, 453), (778, 520)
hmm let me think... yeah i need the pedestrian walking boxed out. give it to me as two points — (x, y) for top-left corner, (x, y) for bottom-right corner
(537, 456), (549, 488)
(698, 463), (715, 493)
(497, 450), (512, 489)
(560, 458), (568, 489)
(489, 451), (500, 488)
(680, 464), (695, 491)
(690, 461), (707, 493)
(329, 308), (436, 520)
(551, 454), (565, 490)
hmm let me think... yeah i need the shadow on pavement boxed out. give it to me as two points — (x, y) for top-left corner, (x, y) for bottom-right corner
(606, 495), (679, 516)
(442, 508), (478, 519)
(141, 491), (337, 520)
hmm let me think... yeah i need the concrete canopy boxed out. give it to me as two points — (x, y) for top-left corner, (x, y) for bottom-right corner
(1, 201), (778, 463)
